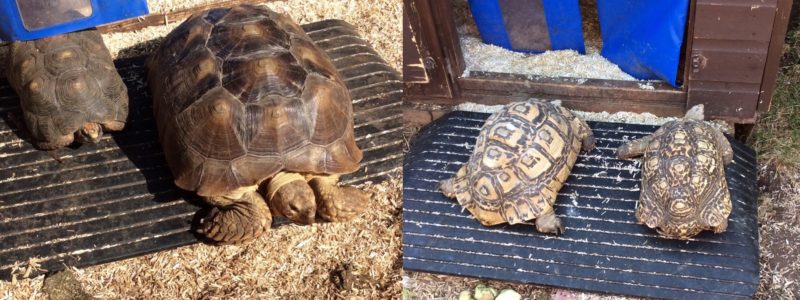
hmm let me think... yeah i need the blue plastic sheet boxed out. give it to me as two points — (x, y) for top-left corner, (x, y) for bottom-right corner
(540, 0), (585, 53)
(0, 0), (149, 41)
(596, 0), (690, 86)
(468, 0), (585, 53)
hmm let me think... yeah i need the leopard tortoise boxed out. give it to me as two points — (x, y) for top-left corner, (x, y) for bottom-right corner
(617, 105), (732, 240)
(6, 29), (128, 150)
(148, 5), (369, 243)
(439, 99), (595, 234)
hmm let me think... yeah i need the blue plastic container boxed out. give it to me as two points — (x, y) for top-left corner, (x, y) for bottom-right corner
(0, 0), (149, 41)
(468, 0), (585, 54)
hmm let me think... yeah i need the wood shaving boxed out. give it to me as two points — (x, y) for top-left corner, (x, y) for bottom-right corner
(101, 22), (182, 59)
(146, 0), (220, 14)
(459, 36), (636, 81)
(0, 178), (402, 299)
(756, 166), (800, 299)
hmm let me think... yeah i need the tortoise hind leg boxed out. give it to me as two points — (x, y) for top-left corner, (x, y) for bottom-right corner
(308, 175), (369, 222)
(37, 134), (75, 150)
(574, 116), (596, 152)
(534, 211), (564, 235)
(199, 190), (271, 244)
(438, 178), (457, 198)
(559, 106), (595, 152)
(100, 120), (126, 132)
(582, 134), (596, 152)
(617, 135), (653, 159)
(712, 129), (733, 165)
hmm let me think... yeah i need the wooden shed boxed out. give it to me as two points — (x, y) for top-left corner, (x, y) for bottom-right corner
(404, 0), (794, 125)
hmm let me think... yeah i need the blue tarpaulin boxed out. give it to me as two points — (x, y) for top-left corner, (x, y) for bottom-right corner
(596, 0), (690, 86)
(468, 0), (585, 53)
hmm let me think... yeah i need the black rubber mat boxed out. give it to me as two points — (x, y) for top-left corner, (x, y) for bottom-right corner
(0, 20), (402, 280)
(403, 111), (759, 300)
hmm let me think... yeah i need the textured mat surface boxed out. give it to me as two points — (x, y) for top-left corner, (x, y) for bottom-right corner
(0, 20), (402, 280)
(403, 111), (759, 300)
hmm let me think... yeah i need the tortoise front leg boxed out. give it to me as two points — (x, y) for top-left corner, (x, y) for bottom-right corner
(308, 175), (369, 222)
(617, 135), (653, 159)
(199, 188), (271, 244)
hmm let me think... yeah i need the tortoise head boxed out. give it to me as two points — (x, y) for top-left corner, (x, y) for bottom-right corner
(268, 178), (316, 225)
(75, 122), (103, 143)
(275, 193), (316, 225)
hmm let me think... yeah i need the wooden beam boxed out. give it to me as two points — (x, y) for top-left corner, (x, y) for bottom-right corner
(757, 0), (794, 114)
(97, 0), (278, 34)
(459, 72), (685, 103)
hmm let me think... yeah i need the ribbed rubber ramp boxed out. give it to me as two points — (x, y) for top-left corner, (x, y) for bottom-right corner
(0, 20), (402, 280)
(403, 111), (759, 300)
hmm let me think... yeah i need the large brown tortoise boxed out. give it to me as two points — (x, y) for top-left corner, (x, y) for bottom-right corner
(147, 5), (369, 243)
(6, 29), (128, 150)
(617, 105), (732, 240)
(439, 99), (595, 234)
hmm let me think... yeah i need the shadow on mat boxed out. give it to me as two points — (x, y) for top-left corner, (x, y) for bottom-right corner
(111, 41), (213, 241)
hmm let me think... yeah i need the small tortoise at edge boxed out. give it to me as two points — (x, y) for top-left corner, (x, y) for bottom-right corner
(617, 105), (733, 240)
(440, 99), (595, 234)
(148, 5), (370, 244)
(6, 29), (129, 150)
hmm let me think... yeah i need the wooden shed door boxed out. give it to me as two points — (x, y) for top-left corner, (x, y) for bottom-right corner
(687, 0), (778, 122)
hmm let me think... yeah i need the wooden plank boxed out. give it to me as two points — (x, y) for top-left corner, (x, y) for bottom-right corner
(757, 0), (794, 113)
(459, 91), (686, 117)
(430, 0), (466, 90)
(687, 41), (769, 84)
(693, 0), (778, 42)
(688, 81), (761, 123)
(460, 72), (684, 102)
